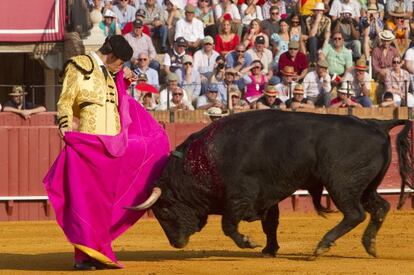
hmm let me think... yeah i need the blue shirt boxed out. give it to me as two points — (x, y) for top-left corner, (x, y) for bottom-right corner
(226, 51), (253, 69)
(134, 67), (160, 89)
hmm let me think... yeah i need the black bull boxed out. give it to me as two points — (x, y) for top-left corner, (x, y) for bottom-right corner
(128, 110), (413, 257)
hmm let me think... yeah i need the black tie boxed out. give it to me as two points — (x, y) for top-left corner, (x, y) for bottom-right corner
(100, 65), (108, 80)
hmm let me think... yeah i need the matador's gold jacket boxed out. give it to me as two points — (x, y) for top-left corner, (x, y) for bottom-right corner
(57, 54), (120, 136)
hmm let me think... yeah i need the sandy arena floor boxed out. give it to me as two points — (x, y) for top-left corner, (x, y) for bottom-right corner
(0, 211), (413, 274)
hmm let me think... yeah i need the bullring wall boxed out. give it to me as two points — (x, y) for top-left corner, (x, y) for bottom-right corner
(0, 109), (413, 221)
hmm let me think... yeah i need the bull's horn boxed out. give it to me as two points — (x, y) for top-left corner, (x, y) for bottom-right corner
(124, 187), (161, 211)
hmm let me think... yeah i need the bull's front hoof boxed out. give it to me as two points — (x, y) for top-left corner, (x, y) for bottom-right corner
(261, 247), (277, 257)
(242, 235), (261, 249)
(362, 237), (377, 257)
(314, 245), (330, 256)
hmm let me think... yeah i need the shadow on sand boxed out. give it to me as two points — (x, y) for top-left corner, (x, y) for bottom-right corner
(0, 250), (319, 271)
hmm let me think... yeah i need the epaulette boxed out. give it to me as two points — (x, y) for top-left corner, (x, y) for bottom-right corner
(60, 55), (94, 81)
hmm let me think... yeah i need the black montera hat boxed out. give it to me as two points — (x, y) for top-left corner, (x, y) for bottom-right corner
(107, 35), (133, 62)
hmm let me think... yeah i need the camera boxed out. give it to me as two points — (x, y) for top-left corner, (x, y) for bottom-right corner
(361, 18), (370, 29)
(217, 62), (225, 70)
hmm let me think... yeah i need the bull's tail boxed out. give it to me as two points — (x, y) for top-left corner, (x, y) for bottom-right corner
(395, 120), (414, 209)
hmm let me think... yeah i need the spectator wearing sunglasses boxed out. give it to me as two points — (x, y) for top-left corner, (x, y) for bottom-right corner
(385, 56), (413, 106)
(321, 32), (353, 77)
(156, 86), (194, 111)
(178, 55), (202, 102)
(196, 83), (226, 110)
(278, 40), (309, 82)
(133, 52), (160, 89)
(225, 44), (253, 72)
(261, 6), (281, 40)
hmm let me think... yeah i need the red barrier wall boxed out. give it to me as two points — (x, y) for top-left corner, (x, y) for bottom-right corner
(0, 113), (412, 221)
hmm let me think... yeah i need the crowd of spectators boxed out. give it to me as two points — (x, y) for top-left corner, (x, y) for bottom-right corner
(84, 0), (414, 112)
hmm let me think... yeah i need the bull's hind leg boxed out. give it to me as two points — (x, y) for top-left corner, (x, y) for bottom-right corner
(361, 190), (390, 257)
(261, 204), (280, 257)
(315, 202), (366, 256)
(221, 201), (261, 249)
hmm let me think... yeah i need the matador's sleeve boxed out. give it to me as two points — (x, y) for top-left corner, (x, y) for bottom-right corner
(57, 63), (80, 131)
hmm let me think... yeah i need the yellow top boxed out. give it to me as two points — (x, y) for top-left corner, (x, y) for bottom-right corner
(57, 54), (120, 136)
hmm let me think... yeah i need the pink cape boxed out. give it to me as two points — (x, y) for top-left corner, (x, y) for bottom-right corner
(44, 72), (169, 267)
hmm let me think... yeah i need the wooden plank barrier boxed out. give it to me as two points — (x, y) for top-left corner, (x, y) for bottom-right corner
(0, 109), (413, 221)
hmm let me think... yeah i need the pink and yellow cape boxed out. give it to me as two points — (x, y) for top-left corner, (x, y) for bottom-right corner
(44, 72), (169, 267)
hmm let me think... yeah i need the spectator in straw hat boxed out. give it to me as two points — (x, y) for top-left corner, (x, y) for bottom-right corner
(204, 106), (228, 122)
(275, 65), (297, 103)
(229, 88), (250, 110)
(255, 85), (286, 109)
(285, 84), (315, 109)
(304, 2), (332, 65)
(3, 85), (46, 119)
(385, 6), (411, 56)
(330, 82), (362, 107)
(303, 59), (332, 107)
(342, 58), (372, 107)
(371, 30), (399, 81)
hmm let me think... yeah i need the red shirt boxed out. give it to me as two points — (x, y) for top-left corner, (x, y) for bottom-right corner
(215, 34), (240, 55)
(278, 51), (309, 76)
(330, 97), (358, 107)
(122, 22), (150, 36)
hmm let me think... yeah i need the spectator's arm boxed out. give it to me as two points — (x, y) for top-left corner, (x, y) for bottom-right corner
(404, 59), (414, 74)
(256, 101), (270, 109)
(350, 20), (360, 40)
(174, 20), (184, 41)
(2, 106), (24, 116)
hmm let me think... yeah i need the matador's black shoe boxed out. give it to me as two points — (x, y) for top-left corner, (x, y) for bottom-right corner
(74, 261), (97, 271)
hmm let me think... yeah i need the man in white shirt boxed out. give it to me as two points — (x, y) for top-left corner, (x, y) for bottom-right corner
(159, 73), (191, 107)
(342, 59), (372, 107)
(214, 0), (242, 24)
(174, 4), (205, 53)
(404, 46), (414, 93)
(246, 36), (273, 77)
(303, 59), (332, 107)
(329, 0), (361, 22)
(112, 0), (136, 28)
(193, 36), (220, 82)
